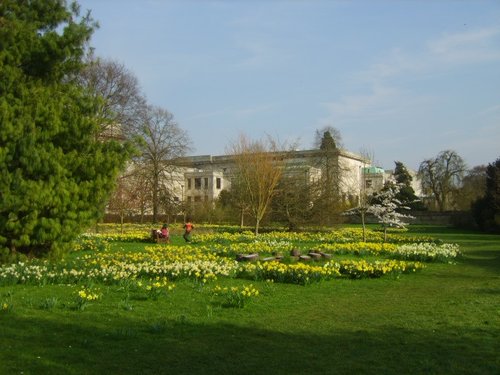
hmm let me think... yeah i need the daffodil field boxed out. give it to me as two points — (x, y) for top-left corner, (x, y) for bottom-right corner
(1, 224), (499, 375)
(0, 227), (460, 308)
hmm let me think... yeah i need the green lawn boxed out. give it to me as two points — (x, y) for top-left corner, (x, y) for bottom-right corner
(0, 226), (499, 375)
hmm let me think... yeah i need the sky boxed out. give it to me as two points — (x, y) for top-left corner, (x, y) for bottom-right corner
(77, 0), (500, 171)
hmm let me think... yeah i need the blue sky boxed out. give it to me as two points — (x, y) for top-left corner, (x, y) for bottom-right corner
(78, 0), (500, 170)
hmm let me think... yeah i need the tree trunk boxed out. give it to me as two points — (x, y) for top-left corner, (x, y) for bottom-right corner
(152, 173), (159, 223)
(255, 217), (260, 235)
(120, 212), (124, 234)
(240, 207), (245, 228)
(361, 212), (366, 242)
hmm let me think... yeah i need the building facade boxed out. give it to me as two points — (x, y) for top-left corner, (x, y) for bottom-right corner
(108, 147), (422, 221)
(171, 148), (375, 205)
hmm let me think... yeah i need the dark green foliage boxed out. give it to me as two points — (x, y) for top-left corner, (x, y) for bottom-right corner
(472, 158), (500, 232)
(456, 165), (487, 211)
(0, 0), (132, 257)
(319, 130), (336, 151)
(312, 132), (345, 225)
(393, 161), (412, 185)
(393, 161), (426, 211)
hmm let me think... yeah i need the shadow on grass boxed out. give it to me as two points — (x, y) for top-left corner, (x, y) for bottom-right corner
(461, 249), (500, 275)
(1, 315), (498, 375)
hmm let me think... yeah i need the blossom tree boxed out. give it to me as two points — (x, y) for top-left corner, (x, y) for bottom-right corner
(369, 184), (414, 242)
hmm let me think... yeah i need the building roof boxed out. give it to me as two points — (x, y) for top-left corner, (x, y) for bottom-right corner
(362, 166), (385, 174)
(173, 148), (369, 167)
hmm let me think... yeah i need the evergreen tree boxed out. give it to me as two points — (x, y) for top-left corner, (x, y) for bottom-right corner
(319, 130), (337, 150)
(314, 126), (343, 149)
(0, 0), (132, 258)
(311, 131), (345, 226)
(393, 161), (426, 211)
(472, 158), (500, 232)
(456, 165), (487, 211)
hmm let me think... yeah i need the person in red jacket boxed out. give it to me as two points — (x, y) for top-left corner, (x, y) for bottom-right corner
(160, 223), (170, 241)
(183, 218), (194, 242)
(152, 223), (170, 243)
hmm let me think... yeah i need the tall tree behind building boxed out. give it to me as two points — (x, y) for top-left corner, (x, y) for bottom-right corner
(393, 161), (426, 211)
(77, 56), (146, 139)
(311, 130), (346, 225)
(134, 106), (191, 223)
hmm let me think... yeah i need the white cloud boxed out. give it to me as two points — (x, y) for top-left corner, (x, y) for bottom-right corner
(428, 27), (500, 64)
(320, 25), (500, 126)
(356, 26), (500, 86)
(321, 85), (401, 122)
(479, 103), (500, 117)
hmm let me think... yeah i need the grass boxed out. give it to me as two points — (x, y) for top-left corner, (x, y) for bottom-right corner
(0, 225), (499, 374)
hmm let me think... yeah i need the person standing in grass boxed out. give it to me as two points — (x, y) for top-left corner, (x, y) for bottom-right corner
(160, 223), (170, 243)
(183, 218), (194, 242)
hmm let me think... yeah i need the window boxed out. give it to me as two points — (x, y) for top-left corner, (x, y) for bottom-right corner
(216, 177), (221, 189)
(365, 180), (372, 189)
(204, 177), (209, 190)
(187, 178), (192, 190)
(195, 177), (201, 189)
(194, 196), (201, 202)
(187, 196), (192, 203)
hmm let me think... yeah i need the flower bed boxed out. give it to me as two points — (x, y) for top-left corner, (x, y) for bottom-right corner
(0, 248), (427, 287)
(390, 242), (461, 262)
(0, 227), (458, 288)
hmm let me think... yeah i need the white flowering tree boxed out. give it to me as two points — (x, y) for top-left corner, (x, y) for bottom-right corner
(369, 184), (414, 242)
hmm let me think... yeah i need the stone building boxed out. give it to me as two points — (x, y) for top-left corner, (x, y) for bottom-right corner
(107, 147), (420, 221)
(171, 148), (373, 206)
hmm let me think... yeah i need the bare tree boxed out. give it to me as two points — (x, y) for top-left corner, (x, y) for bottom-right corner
(129, 167), (153, 223)
(418, 150), (467, 211)
(228, 134), (286, 235)
(344, 187), (372, 242)
(78, 56), (146, 138)
(135, 106), (191, 223)
(107, 173), (141, 233)
(227, 176), (252, 228)
(358, 147), (376, 167)
(343, 148), (373, 240)
(271, 172), (313, 230)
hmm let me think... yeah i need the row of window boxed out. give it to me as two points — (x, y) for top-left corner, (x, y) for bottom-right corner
(186, 177), (222, 190)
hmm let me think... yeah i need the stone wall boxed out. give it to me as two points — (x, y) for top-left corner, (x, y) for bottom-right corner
(345, 211), (475, 227)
